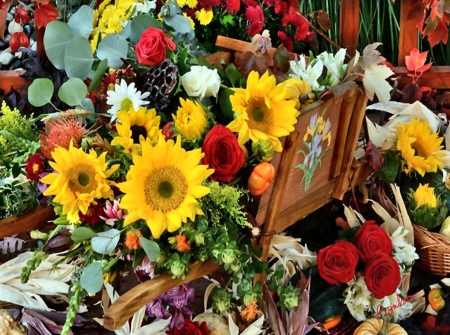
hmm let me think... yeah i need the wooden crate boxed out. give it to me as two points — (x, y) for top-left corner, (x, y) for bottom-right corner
(0, 70), (29, 93)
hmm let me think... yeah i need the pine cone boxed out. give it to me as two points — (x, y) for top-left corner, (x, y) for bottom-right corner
(143, 58), (179, 111)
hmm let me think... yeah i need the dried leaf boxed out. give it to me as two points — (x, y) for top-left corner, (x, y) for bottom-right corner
(237, 51), (273, 78)
(363, 64), (394, 105)
(401, 82), (423, 103)
(317, 10), (331, 31)
(327, 80), (358, 97)
(365, 140), (384, 173)
(273, 45), (291, 73)
(360, 42), (385, 69)
(264, 283), (286, 335)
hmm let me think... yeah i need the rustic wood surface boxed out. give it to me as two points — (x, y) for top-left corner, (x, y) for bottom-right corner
(0, 70), (29, 93)
(398, 0), (418, 66)
(0, 205), (55, 239)
(339, 0), (360, 57)
(103, 261), (219, 331)
(395, 66), (450, 89)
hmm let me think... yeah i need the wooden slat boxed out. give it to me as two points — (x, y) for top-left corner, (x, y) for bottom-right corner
(204, 51), (232, 68)
(0, 70), (29, 93)
(339, 0), (360, 57)
(398, 0), (418, 66)
(395, 66), (450, 89)
(0, 205), (54, 239)
(103, 261), (219, 331)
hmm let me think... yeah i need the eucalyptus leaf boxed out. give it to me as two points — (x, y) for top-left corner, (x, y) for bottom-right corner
(139, 237), (160, 261)
(64, 36), (94, 80)
(78, 98), (95, 112)
(58, 78), (88, 106)
(88, 59), (108, 92)
(80, 262), (103, 295)
(28, 78), (54, 107)
(68, 5), (94, 38)
(91, 229), (120, 255)
(44, 21), (75, 70)
(130, 15), (164, 44)
(71, 227), (98, 243)
(97, 34), (128, 69)
(164, 14), (191, 34)
(120, 21), (132, 39)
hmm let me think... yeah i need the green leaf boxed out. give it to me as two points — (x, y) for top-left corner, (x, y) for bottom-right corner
(44, 21), (75, 70)
(273, 45), (291, 73)
(130, 15), (164, 44)
(139, 237), (160, 262)
(58, 78), (88, 106)
(71, 227), (98, 243)
(88, 59), (108, 92)
(224, 64), (242, 87)
(78, 98), (95, 112)
(164, 14), (191, 34)
(64, 35), (94, 80)
(28, 78), (54, 107)
(376, 150), (400, 184)
(91, 229), (120, 255)
(219, 88), (234, 120)
(338, 226), (360, 242)
(80, 262), (103, 295)
(97, 34), (128, 69)
(11, 163), (21, 178)
(68, 5), (94, 38)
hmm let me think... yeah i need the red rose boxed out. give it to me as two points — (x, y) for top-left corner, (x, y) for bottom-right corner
(166, 320), (209, 335)
(364, 254), (401, 299)
(353, 220), (393, 263)
(317, 240), (359, 285)
(135, 27), (176, 66)
(202, 125), (245, 183)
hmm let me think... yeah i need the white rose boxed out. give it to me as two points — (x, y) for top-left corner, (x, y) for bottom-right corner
(181, 66), (221, 100)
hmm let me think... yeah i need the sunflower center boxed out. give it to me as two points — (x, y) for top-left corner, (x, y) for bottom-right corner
(144, 166), (188, 212)
(130, 125), (147, 144)
(67, 163), (98, 194)
(411, 138), (428, 157)
(247, 98), (272, 133)
(121, 98), (132, 111)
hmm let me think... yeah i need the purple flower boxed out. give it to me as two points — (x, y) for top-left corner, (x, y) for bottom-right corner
(169, 307), (193, 330)
(100, 200), (127, 226)
(146, 299), (170, 319)
(163, 285), (194, 309)
(135, 256), (156, 282)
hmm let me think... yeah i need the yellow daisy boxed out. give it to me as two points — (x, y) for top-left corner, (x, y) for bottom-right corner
(195, 9), (213, 25)
(41, 142), (119, 224)
(396, 117), (445, 176)
(111, 106), (161, 153)
(172, 98), (208, 140)
(414, 184), (437, 209)
(186, 0), (198, 8)
(227, 71), (299, 152)
(118, 136), (213, 238)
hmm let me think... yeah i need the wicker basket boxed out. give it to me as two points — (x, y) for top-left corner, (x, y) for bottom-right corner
(413, 224), (450, 278)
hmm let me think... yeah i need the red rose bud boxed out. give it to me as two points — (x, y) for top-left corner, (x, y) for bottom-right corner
(14, 8), (31, 24)
(364, 254), (401, 299)
(201, 124), (245, 183)
(9, 32), (29, 53)
(353, 220), (393, 263)
(166, 319), (209, 335)
(25, 153), (46, 181)
(317, 240), (359, 285)
(162, 121), (174, 140)
(135, 27), (176, 66)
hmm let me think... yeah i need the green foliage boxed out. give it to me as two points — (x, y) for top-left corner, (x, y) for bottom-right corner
(21, 249), (48, 284)
(199, 181), (252, 229)
(0, 174), (40, 219)
(376, 150), (401, 184)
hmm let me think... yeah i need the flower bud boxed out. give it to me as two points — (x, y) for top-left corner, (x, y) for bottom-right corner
(30, 230), (49, 240)
(156, 251), (167, 264)
(194, 233), (205, 246)
(243, 293), (258, 306)
(101, 259), (109, 269)
(170, 261), (187, 278)
(252, 139), (275, 162)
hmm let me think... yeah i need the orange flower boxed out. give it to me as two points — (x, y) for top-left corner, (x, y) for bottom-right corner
(240, 300), (260, 322)
(125, 230), (142, 250)
(176, 235), (190, 252)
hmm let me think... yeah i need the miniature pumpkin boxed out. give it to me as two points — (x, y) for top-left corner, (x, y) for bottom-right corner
(353, 318), (407, 335)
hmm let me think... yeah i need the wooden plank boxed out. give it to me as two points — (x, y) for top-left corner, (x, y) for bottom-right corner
(204, 51), (232, 68)
(339, 0), (360, 57)
(395, 66), (450, 89)
(0, 205), (55, 239)
(0, 70), (29, 93)
(398, 0), (418, 66)
(103, 261), (220, 331)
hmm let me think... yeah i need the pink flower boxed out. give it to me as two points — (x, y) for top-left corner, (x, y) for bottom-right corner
(100, 200), (127, 226)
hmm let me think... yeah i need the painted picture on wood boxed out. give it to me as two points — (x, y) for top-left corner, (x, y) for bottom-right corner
(296, 110), (332, 191)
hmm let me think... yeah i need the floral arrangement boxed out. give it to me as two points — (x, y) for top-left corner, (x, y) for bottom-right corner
(316, 188), (419, 323)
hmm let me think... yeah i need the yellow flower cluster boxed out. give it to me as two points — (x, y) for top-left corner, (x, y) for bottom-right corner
(175, 0), (214, 26)
(90, 0), (140, 52)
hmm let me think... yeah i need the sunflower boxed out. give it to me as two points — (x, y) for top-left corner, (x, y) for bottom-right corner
(118, 136), (213, 238)
(41, 142), (119, 224)
(396, 117), (445, 176)
(227, 71), (299, 152)
(172, 98), (208, 140)
(111, 106), (161, 153)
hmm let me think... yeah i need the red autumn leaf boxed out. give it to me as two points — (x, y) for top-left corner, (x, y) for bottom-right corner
(34, 4), (58, 29)
(405, 47), (432, 72)
(317, 10), (331, 31)
(14, 7), (31, 24)
(9, 31), (29, 52)
(424, 16), (449, 47)
(401, 82), (423, 103)
(407, 0), (426, 31)
(365, 141), (383, 173)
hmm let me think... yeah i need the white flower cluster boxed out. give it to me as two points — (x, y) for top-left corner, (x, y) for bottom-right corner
(288, 48), (350, 92)
(390, 226), (419, 272)
(343, 275), (372, 322)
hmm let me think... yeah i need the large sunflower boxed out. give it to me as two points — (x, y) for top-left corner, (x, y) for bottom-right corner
(396, 117), (445, 176)
(111, 106), (161, 153)
(118, 135), (213, 238)
(41, 142), (119, 223)
(227, 71), (299, 152)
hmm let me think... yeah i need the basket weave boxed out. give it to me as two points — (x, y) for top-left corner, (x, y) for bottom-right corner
(413, 224), (450, 277)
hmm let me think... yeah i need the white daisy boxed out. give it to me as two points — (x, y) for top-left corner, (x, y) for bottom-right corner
(106, 79), (150, 122)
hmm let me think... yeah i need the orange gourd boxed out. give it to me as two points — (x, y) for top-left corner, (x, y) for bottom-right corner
(247, 162), (275, 196)
(428, 287), (445, 312)
(353, 318), (407, 335)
